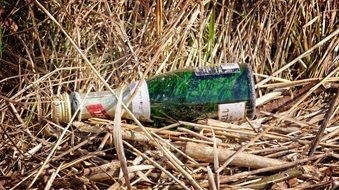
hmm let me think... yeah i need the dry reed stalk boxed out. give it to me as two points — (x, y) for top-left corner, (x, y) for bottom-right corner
(82, 161), (120, 176)
(87, 118), (183, 136)
(247, 143), (299, 155)
(257, 77), (339, 89)
(185, 142), (286, 169)
(44, 162), (63, 190)
(112, 85), (131, 189)
(242, 167), (304, 189)
(308, 88), (339, 156)
(182, 121), (289, 141)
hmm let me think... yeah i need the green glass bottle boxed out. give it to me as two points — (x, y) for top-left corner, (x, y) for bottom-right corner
(147, 63), (256, 123)
(52, 63), (255, 124)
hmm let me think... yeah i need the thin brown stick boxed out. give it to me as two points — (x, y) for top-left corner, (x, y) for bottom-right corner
(242, 167), (304, 189)
(0, 94), (24, 105)
(308, 88), (339, 156)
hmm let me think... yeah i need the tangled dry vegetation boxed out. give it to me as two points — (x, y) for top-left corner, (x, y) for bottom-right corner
(0, 0), (338, 189)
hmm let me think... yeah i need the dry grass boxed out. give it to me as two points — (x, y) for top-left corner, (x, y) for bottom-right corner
(0, 0), (338, 189)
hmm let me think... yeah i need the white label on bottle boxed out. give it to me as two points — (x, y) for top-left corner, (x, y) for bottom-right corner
(194, 63), (240, 76)
(220, 63), (240, 71)
(218, 102), (245, 121)
(130, 80), (151, 121)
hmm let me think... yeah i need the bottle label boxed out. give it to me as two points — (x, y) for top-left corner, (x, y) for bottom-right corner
(194, 63), (240, 76)
(86, 104), (111, 119)
(130, 80), (151, 121)
(218, 102), (245, 121)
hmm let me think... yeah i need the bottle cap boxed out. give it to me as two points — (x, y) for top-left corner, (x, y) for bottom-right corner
(52, 93), (72, 123)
